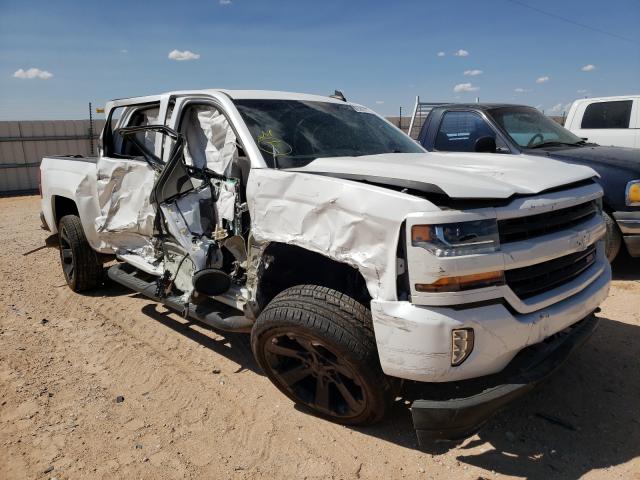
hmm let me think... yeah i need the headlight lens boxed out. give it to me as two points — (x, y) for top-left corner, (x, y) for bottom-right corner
(626, 180), (640, 206)
(411, 219), (500, 257)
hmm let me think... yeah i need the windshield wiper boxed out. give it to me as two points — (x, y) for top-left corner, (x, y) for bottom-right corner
(529, 141), (584, 149)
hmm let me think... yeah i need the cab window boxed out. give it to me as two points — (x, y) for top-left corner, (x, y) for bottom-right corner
(435, 111), (498, 152)
(581, 101), (632, 129)
(104, 104), (161, 158)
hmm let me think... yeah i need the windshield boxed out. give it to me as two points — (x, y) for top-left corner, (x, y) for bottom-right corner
(234, 99), (423, 167)
(489, 106), (585, 149)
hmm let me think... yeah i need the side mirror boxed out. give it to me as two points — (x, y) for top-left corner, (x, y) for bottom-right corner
(474, 136), (497, 153)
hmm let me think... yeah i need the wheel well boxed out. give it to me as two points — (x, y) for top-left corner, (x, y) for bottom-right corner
(52, 196), (79, 226)
(255, 243), (372, 310)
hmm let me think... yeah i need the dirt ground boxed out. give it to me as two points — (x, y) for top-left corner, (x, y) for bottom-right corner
(1, 195), (639, 480)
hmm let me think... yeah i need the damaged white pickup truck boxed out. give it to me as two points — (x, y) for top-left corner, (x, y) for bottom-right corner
(40, 90), (611, 444)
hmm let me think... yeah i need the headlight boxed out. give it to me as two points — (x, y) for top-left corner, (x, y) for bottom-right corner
(411, 219), (500, 257)
(626, 180), (640, 207)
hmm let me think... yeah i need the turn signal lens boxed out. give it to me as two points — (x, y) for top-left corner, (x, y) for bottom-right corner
(415, 271), (504, 293)
(411, 225), (433, 243)
(627, 180), (640, 206)
(452, 328), (474, 366)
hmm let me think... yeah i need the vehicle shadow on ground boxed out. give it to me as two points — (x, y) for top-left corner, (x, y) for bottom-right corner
(358, 315), (640, 478)
(139, 302), (260, 374)
(611, 249), (640, 280)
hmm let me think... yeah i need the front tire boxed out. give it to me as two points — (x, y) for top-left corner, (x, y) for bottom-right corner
(58, 215), (103, 292)
(251, 285), (390, 426)
(603, 211), (622, 263)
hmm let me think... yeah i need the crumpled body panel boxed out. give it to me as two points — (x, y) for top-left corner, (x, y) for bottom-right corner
(246, 168), (435, 301)
(95, 158), (156, 235)
(92, 157), (157, 255)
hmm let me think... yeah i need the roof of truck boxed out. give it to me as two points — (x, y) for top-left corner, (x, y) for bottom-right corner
(111, 89), (347, 104)
(569, 94), (640, 104)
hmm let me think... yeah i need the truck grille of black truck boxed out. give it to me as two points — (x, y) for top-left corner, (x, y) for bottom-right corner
(498, 200), (597, 243)
(505, 245), (597, 299)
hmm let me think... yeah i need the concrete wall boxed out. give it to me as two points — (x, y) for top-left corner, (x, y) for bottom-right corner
(0, 120), (104, 195)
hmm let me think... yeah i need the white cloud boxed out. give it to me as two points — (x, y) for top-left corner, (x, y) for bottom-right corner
(375, 100), (384, 104)
(168, 49), (200, 61)
(548, 103), (563, 113)
(453, 49), (469, 57)
(514, 87), (532, 93)
(436, 51), (445, 57)
(463, 69), (483, 76)
(536, 75), (550, 83)
(548, 102), (572, 114)
(581, 64), (596, 72)
(577, 89), (588, 94)
(120, 49), (128, 54)
(13, 68), (53, 80)
(219, 0), (232, 4)
(453, 83), (479, 93)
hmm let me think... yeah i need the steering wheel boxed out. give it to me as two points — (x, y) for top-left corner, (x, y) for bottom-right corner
(527, 133), (544, 148)
(292, 114), (326, 155)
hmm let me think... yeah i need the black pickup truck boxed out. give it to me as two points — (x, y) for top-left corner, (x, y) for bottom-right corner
(416, 104), (640, 261)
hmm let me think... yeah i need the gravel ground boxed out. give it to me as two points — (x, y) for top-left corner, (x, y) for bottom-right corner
(1, 195), (639, 480)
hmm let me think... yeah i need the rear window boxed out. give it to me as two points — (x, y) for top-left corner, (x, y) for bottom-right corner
(581, 100), (632, 129)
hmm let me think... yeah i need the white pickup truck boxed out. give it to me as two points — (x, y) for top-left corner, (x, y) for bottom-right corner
(40, 89), (611, 444)
(565, 95), (640, 148)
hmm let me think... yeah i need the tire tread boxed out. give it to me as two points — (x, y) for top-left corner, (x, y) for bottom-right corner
(59, 215), (103, 292)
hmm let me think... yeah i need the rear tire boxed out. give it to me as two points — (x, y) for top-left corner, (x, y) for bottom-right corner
(603, 211), (622, 263)
(58, 215), (103, 292)
(251, 285), (390, 426)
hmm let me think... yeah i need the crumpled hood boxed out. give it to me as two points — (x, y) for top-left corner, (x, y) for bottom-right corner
(288, 152), (597, 199)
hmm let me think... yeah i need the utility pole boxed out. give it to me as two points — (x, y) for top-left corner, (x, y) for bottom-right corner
(399, 106), (402, 129)
(88, 102), (94, 156)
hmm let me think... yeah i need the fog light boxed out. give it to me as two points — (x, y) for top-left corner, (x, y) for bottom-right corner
(451, 328), (474, 366)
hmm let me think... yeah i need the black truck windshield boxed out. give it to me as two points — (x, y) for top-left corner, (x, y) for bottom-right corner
(489, 106), (585, 149)
(234, 99), (423, 167)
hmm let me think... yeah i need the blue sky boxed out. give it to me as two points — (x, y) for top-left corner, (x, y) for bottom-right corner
(1, 0), (638, 120)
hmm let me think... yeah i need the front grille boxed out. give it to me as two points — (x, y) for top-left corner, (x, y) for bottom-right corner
(505, 245), (597, 299)
(498, 200), (597, 244)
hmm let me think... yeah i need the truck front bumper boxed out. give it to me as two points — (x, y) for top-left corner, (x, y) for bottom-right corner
(613, 211), (640, 257)
(371, 262), (609, 383)
(410, 314), (599, 444)
(370, 255), (609, 443)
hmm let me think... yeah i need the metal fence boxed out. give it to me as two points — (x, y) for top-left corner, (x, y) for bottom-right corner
(0, 120), (104, 195)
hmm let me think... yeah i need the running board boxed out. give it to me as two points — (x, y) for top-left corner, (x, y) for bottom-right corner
(107, 263), (254, 333)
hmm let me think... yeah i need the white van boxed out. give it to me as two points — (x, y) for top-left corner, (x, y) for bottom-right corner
(565, 95), (640, 149)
